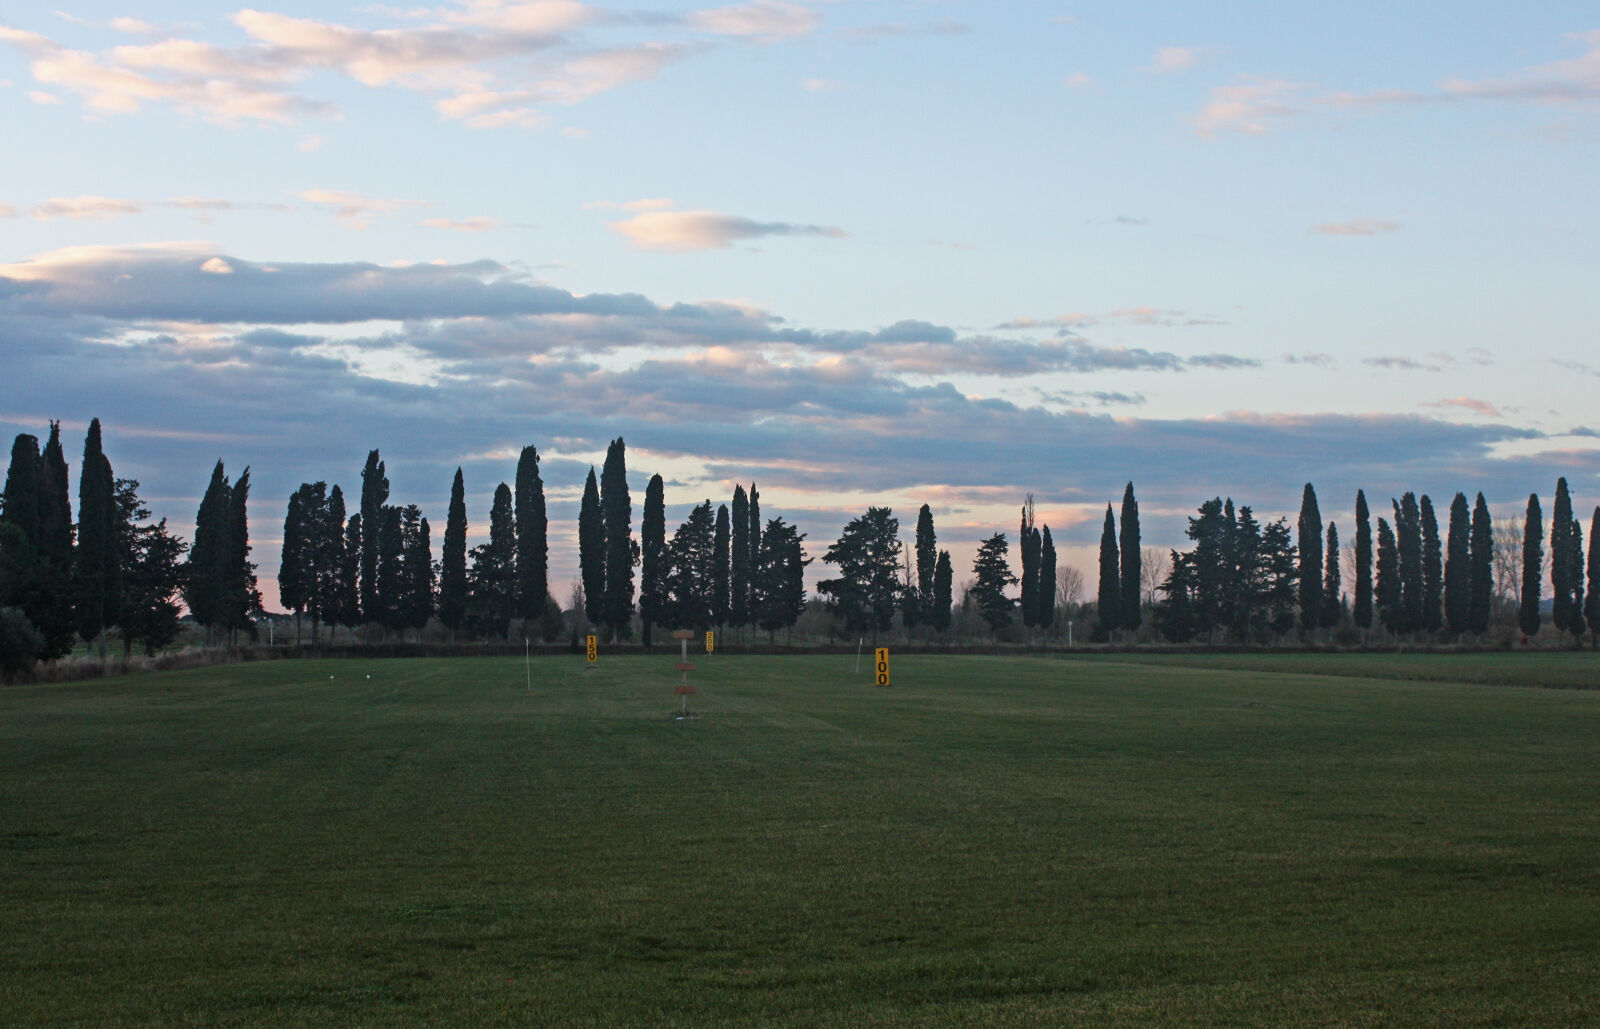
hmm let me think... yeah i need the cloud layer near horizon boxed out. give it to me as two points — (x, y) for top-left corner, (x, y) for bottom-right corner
(3, 242), (1580, 543)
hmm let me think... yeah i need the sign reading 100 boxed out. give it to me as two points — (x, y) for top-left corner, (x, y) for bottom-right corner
(874, 647), (890, 687)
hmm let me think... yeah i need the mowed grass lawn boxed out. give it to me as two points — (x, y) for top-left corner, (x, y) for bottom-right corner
(5, 653), (1600, 1026)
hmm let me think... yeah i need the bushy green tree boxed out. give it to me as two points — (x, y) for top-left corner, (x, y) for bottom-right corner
(115, 478), (186, 656)
(665, 500), (717, 630)
(971, 532), (1018, 634)
(1587, 506), (1600, 644)
(752, 517), (808, 641)
(818, 507), (902, 639)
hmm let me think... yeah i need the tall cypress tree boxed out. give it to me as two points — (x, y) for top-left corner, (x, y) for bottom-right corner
(1551, 478), (1574, 634)
(1420, 495), (1442, 634)
(1, 435), (45, 645)
(1469, 493), (1493, 636)
(747, 482), (761, 622)
(578, 467), (604, 630)
(405, 512), (434, 636)
(340, 511), (362, 633)
(318, 485), (348, 641)
(1321, 522), (1341, 628)
(1120, 483), (1141, 635)
(730, 485), (749, 631)
(74, 419), (123, 655)
(227, 467), (260, 641)
(439, 469), (468, 639)
(1019, 496), (1038, 631)
(278, 486), (309, 641)
(514, 445), (548, 626)
(712, 504), (730, 628)
(599, 438), (634, 638)
(640, 473), (667, 644)
(1519, 493), (1543, 639)
(1393, 494), (1422, 635)
(470, 484), (516, 638)
(1444, 492), (1471, 638)
(1586, 506), (1600, 645)
(1297, 483), (1322, 635)
(1039, 525), (1056, 632)
(184, 462), (231, 642)
(915, 504), (937, 626)
(1569, 518), (1586, 644)
(1375, 517), (1400, 635)
(31, 423), (75, 658)
(2, 434), (42, 547)
(358, 450), (388, 625)
(1353, 490), (1373, 633)
(932, 550), (953, 633)
(1096, 504), (1119, 639)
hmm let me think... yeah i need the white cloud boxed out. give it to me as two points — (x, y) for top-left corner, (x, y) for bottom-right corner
(1145, 46), (1198, 74)
(27, 89), (61, 104)
(30, 195), (142, 220)
(0, 203), (16, 217)
(421, 216), (501, 231)
(609, 208), (847, 252)
(1192, 76), (1308, 136)
(1062, 71), (1093, 90)
(802, 77), (846, 92)
(199, 257), (235, 275)
(689, 2), (819, 40)
(1309, 219), (1400, 237)
(297, 188), (428, 227)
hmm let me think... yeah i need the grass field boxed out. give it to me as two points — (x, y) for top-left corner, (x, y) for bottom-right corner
(5, 652), (1600, 1026)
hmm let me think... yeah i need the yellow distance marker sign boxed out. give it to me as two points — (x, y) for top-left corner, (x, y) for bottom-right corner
(585, 634), (597, 663)
(705, 631), (715, 654)
(874, 647), (891, 687)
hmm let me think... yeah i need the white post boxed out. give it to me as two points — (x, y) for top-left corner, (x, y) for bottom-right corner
(525, 637), (531, 691)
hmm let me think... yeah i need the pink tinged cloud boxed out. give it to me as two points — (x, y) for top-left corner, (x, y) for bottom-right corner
(1192, 77), (1308, 136)
(610, 209), (847, 252)
(1427, 396), (1502, 417)
(30, 195), (142, 220)
(689, 2), (820, 40)
(421, 216), (501, 231)
(1309, 219), (1401, 236)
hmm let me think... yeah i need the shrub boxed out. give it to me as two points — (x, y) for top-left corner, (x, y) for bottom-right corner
(0, 607), (44, 681)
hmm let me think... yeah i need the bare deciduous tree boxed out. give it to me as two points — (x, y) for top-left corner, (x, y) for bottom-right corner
(1057, 564), (1085, 611)
(1140, 546), (1169, 605)
(1493, 515), (1523, 603)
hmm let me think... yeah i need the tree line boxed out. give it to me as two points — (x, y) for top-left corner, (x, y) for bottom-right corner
(6, 420), (1599, 676)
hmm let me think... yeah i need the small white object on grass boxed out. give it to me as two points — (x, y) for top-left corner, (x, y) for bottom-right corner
(366, 674), (371, 679)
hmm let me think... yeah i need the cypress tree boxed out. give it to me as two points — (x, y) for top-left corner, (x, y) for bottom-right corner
(1420, 495), (1442, 634)
(1019, 496), (1038, 630)
(1519, 493), (1543, 639)
(514, 445), (548, 625)
(1394, 494), (1422, 634)
(1375, 517), (1400, 635)
(1096, 504), (1119, 639)
(1587, 506), (1600, 645)
(1120, 483), (1141, 635)
(1321, 522), (1341, 628)
(75, 419), (123, 655)
(1551, 478), (1574, 634)
(471, 484), (516, 638)
(747, 482), (760, 622)
(438, 469), (468, 639)
(915, 505), (937, 626)
(227, 468), (260, 641)
(358, 450), (388, 624)
(599, 438), (634, 638)
(2, 434), (42, 547)
(1039, 525), (1057, 631)
(640, 473), (667, 644)
(279, 487), (308, 641)
(319, 485), (349, 641)
(730, 486), (749, 630)
(401, 507), (433, 636)
(932, 550), (953, 633)
(1570, 519), (1586, 644)
(713, 504), (730, 628)
(340, 511), (362, 633)
(184, 462), (231, 641)
(1297, 483), (1322, 635)
(1469, 493), (1493, 636)
(1353, 490), (1372, 632)
(578, 467), (604, 630)
(31, 423), (75, 658)
(1444, 492), (1471, 637)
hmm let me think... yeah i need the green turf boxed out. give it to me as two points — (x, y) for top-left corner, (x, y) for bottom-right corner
(4, 653), (1600, 1026)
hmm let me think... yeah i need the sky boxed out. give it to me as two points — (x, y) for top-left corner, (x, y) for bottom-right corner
(2, 1), (1598, 611)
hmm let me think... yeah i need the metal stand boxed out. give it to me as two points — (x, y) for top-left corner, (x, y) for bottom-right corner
(673, 630), (698, 719)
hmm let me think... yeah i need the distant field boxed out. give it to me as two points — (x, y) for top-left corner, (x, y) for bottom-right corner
(5, 653), (1600, 1026)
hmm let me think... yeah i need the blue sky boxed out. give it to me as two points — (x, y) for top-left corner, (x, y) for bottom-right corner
(3, 1), (1597, 607)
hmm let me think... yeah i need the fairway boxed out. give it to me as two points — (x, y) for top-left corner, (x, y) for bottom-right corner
(5, 654), (1600, 1026)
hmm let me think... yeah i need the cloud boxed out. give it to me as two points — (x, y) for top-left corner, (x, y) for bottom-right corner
(1310, 219), (1400, 237)
(297, 188), (428, 227)
(1063, 71), (1094, 90)
(29, 195), (142, 220)
(0, 204), (16, 217)
(1364, 355), (1443, 372)
(421, 216), (501, 231)
(1192, 76), (1309, 136)
(608, 208), (847, 252)
(583, 197), (673, 211)
(802, 77), (847, 92)
(1425, 396), (1501, 417)
(27, 89), (61, 104)
(688, 2), (819, 40)
(838, 21), (970, 43)
(199, 257), (235, 275)
(1283, 353), (1335, 366)
(1145, 46), (1199, 74)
